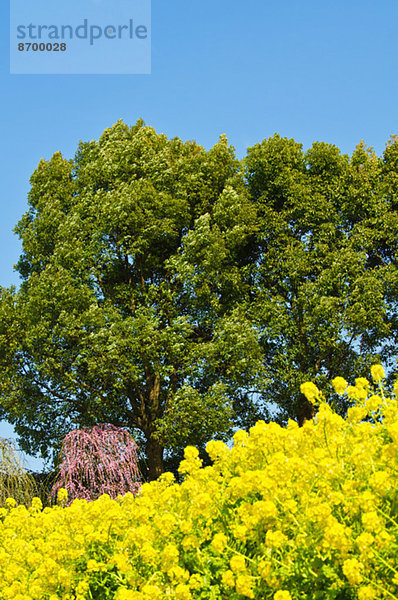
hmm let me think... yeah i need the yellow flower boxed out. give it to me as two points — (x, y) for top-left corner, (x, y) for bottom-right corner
(112, 552), (131, 573)
(158, 471), (175, 485)
(116, 589), (142, 600)
(323, 518), (351, 553)
(362, 511), (383, 533)
(235, 574), (254, 598)
(374, 529), (392, 549)
(86, 559), (106, 572)
(308, 502), (331, 522)
(221, 570), (235, 587)
(139, 542), (158, 565)
(343, 558), (363, 585)
(233, 429), (249, 446)
(181, 535), (199, 551)
(265, 529), (287, 548)
(284, 499), (298, 514)
(156, 512), (177, 536)
(188, 574), (203, 590)
(346, 385), (367, 401)
(252, 499), (278, 520)
(160, 543), (179, 571)
(75, 580), (90, 595)
(29, 497), (43, 512)
(141, 584), (162, 599)
(230, 555), (246, 573)
(358, 586), (377, 600)
(347, 406), (368, 423)
(355, 531), (374, 559)
(183, 446), (199, 460)
(0, 370), (397, 600)
(168, 566), (189, 583)
(369, 470), (391, 494)
(206, 440), (229, 460)
(365, 395), (381, 412)
(274, 592), (292, 600)
(175, 583), (191, 600)
(355, 377), (370, 390)
(358, 490), (378, 511)
(195, 493), (212, 513)
(211, 533), (228, 553)
(332, 377), (348, 395)
(388, 420), (398, 443)
(5, 498), (16, 509)
(57, 488), (68, 504)
(371, 364), (385, 382)
(180, 519), (192, 534)
(300, 381), (320, 405)
(232, 524), (248, 541)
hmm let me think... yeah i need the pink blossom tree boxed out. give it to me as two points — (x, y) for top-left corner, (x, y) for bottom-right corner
(51, 424), (142, 504)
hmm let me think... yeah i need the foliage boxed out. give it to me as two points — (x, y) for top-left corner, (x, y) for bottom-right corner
(50, 424), (141, 503)
(0, 437), (37, 507)
(0, 368), (397, 599)
(0, 119), (255, 479)
(177, 135), (398, 424)
(248, 136), (398, 423)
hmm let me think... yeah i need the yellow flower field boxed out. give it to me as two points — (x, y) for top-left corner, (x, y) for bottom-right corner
(0, 368), (397, 599)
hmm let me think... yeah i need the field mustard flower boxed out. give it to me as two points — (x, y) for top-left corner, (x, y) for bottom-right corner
(332, 376), (348, 395)
(357, 586), (377, 600)
(371, 364), (385, 382)
(274, 591), (292, 600)
(230, 555), (246, 572)
(221, 570), (235, 587)
(300, 381), (320, 404)
(236, 573), (254, 598)
(211, 532), (228, 552)
(343, 558), (363, 585)
(0, 367), (396, 600)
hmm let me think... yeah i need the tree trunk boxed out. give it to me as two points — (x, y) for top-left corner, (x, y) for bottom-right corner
(296, 397), (316, 427)
(146, 434), (164, 481)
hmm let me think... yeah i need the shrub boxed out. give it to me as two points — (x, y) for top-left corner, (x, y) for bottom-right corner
(0, 437), (37, 507)
(0, 368), (397, 599)
(50, 423), (142, 503)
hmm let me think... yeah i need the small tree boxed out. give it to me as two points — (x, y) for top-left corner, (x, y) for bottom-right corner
(0, 438), (37, 506)
(51, 424), (141, 503)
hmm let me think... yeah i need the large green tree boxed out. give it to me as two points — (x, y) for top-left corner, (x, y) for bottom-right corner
(176, 135), (398, 424)
(0, 120), (262, 479)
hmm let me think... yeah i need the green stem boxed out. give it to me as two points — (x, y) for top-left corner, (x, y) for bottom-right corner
(375, 506), (398, 529)
(372, 549), (398, 576)
(362, 573), (397, 600)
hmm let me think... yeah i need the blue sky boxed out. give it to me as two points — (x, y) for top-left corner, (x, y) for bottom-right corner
(1, 0), (398, 470)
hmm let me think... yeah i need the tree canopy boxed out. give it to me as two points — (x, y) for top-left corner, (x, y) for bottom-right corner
(0, 120), (262, 479)
(0, 120), (397, 479)
(180, 135), (398, 424)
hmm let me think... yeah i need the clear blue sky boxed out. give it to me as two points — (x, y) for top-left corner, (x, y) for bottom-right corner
(1, 0), (398, 470)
